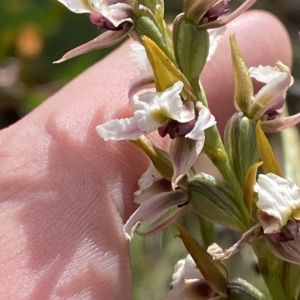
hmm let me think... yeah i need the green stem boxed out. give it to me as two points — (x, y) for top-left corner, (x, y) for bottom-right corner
(252, 239), (287, 300)
(198, 216), (218, 248)
(203, 126), (249, 229)
(192, 80), (249, 228)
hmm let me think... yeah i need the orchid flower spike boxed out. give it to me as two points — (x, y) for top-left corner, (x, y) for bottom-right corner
(184, 0), (257, 29)
(163, 255), (215, 300)
(54, 0), (136, 62)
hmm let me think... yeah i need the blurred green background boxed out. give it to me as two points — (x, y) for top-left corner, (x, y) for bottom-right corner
(1, 0), (300, 298)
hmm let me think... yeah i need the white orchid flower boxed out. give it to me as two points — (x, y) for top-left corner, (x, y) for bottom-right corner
(248, 62), (300, 132)
(54, 0), (136, 63)
(163, 255), (214, 300)
(57, 0), (135, 27)
(97, 81), (196, 141)
(123, 163), (188, 241)
(210, 173), (300, 265)
(254, 173), (300, 234)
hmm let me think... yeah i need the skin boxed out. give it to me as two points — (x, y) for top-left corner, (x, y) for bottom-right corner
(0, 10), (292, 300)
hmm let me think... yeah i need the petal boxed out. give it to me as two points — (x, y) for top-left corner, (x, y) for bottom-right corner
(185, 102), (216, 140)
(154, 81), (195, 123)
(266, 233), (300, 265)
(198, 0), (257, 29)
(249, 65), (283, 83)
(134, 178), (172, 204)
(123, 189), (188, 240)
(137, 81), (194, 125)
(254, 173), (300, 234)
(96, 116), (143, 140)
(163, 255), (214, 300)
(170, 137), (204, 188)
(207, 26), (226, 61)
(134, 162), (163, 197)
(128, 73), (155, 100)
(57, 0), (89, 13)
(249, 72), (290, 119)
(92, 3), (134, 27)
(129, 43), (153, 74)
(261, 112), (300, 133)
(136, 205), (188, 236)
(207, 224), (263, 260)
(53, 28), (131, 63)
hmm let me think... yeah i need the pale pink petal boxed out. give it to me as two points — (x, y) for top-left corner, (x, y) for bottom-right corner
(134, 178), (171, 204)
(128, 73), (155, 100)
(170, 137), (204, 188)
(207, 26), (226, 61)
(254, 173), (300, 234)
(57, 0), (88, 13)
(134, 163), (163, 197)
(261, 113), (300, 133)
(266, 233), (300, 265)
(93, 3), (134, 27)
(163, 255), (213, 300)
(185, 102), (216, 140)
(96, 116), (143, 140)
(54, 28), (131, 63)
(129, 43), (153, 74)
(249, 72), (290, 118)
(199, 0), (257, 29)
(136, 205), (188, 236)
(152, 81), (195, 123)
(135, 81), (194, 124)
(249, 65), (283, 83)
(123, 190), (188, 240)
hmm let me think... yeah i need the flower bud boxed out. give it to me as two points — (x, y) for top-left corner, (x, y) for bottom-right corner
(224, 113), (259, 187)
(227, 278), (267, 300)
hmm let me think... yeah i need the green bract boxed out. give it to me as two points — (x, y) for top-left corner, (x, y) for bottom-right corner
(188, 173), (248, 231)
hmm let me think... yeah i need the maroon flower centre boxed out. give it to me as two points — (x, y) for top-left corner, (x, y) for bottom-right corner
(201, 1), (229, 23)
(89, 14), (127, 31)
(267, 219), (300, 243)
(158, 119), (197, 139)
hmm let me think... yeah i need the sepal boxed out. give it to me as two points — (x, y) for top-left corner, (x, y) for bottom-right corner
(54, 26), (132, 63)
(173, 15), (209, 83)
(188, 173), (247, 231)
(225, 113), (259, 187)
(230, 35), (253, 114)
(255, 121), (282, 176)
(142, 36), (196, 100)
(135, 5), (174, 61)
(176, 224), (228, 297)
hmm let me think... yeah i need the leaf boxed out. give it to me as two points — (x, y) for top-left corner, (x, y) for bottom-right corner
(142, 36), (196, 101)
(176, 224), (228, 297)
(256, 120), (282, 176)
(230, 35), (253, 114)
(243, 161), (263, 215)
